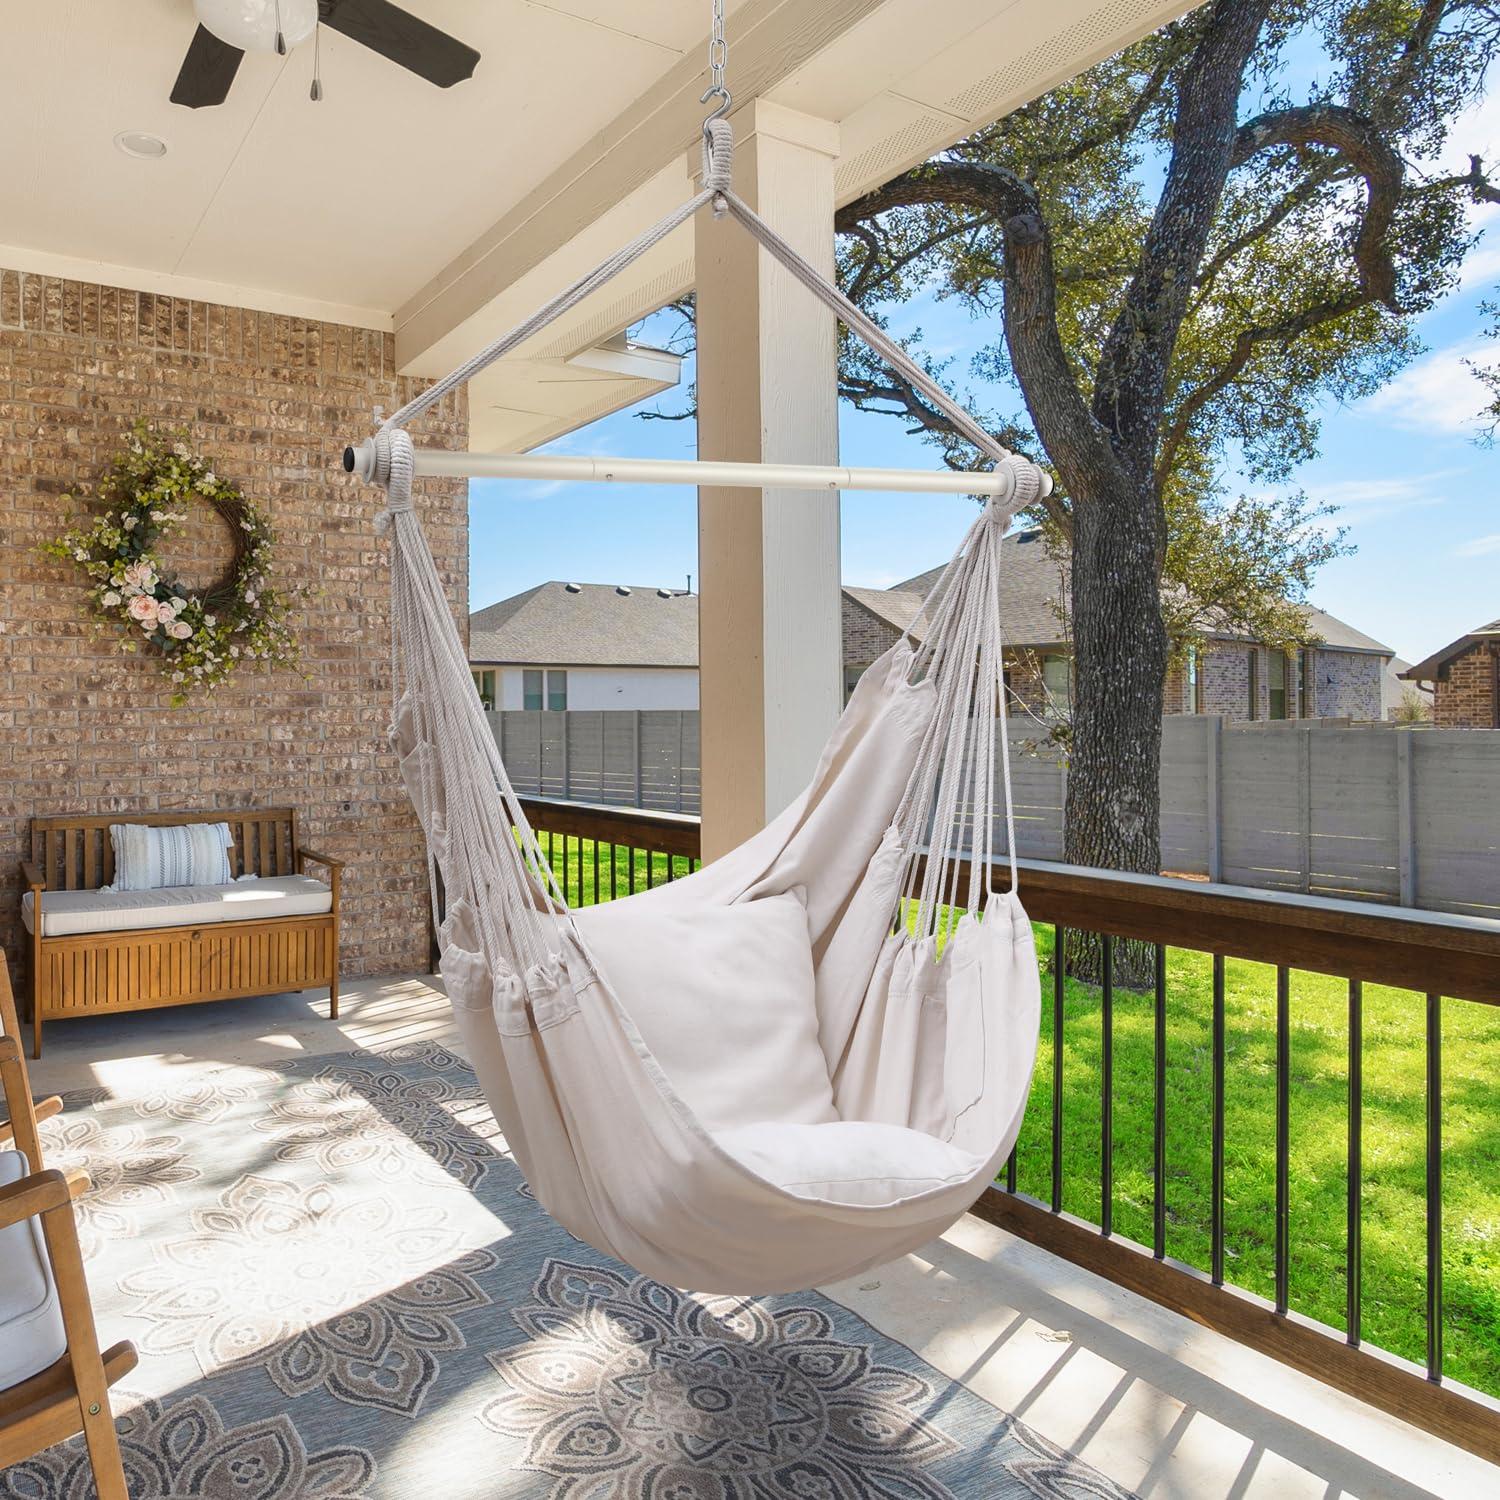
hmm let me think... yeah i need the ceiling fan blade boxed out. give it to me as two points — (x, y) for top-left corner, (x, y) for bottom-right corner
(320, 0), (479, 88)
(170, 24), (245, 108)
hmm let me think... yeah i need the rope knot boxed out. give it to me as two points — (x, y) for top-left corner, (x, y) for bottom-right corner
(702, 118), (733, 197)
(371, 428), (415, 534)
(988, 456), (1045, 519)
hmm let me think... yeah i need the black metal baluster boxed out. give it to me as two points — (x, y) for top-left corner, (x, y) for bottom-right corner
(1347, 979), (1363, 1345)
(1101, 935), (1114, 1237)
(1005, 1145), (1017, 1192)
(1212, 953), (1226, 1286)
(592, 839), (599, 906)
(610, 841), (618, 900)
(1427, 991), (1443, 1383)
(666, 850), (676, 882)
(1153, 943), (1167, 1259)
(1275, 966), (1290, 1316)
(1051, 925), (1065, 1213)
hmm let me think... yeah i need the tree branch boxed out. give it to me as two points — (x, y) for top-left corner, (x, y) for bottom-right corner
(1155, 291), (1368, 485)
(838, 162), (1125, 502)
(1231, 103), (1404, 309)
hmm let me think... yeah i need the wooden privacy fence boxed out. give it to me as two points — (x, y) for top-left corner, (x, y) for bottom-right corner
(485, 709), (700, 813)
(490, 710), (1500, 918)
(1013, 717), (1500, 919)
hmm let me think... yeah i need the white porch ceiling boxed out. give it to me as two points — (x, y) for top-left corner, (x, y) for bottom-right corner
(1, 0), (1193, 450)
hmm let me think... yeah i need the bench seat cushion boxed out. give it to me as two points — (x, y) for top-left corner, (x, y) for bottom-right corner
(0, 1148), (66, 1392)
(22, 875), (333, 939)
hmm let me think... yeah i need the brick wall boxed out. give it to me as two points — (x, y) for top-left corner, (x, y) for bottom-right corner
(1434, 644), (1499, 727)
(1309, 648), (1384, 719)
(840, 594), (904, 667)
(0, 268), (467, 980)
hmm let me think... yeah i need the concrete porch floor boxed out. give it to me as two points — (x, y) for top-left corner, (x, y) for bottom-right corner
(25, 975), (1498, 1500)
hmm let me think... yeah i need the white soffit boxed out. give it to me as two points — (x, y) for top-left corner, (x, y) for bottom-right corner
(443, 0), (1194, 451)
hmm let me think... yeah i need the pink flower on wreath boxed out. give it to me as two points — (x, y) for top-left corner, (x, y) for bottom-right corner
(167, 620), (193, 640)
(127, 595), (160, 624)
(121, 560), (156, 592)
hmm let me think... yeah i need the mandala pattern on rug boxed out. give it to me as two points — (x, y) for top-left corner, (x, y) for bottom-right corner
(37, 1114), (198, 1259)
(119, 1174), (497, 1416)
(131, 1064), (272, 1124)
(481, 1258), (961, 1499)
(252, 1061), (503, 1191)
(0, 1388), (374, 1500)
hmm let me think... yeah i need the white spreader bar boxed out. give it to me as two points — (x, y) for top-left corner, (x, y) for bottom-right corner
(343, 441), (1049, 498)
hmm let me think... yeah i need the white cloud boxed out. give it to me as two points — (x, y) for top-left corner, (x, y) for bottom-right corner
(1458, 532), (1500, 557)
(1305, 469), (1457, 517)
(1363, 340), (1492, 435)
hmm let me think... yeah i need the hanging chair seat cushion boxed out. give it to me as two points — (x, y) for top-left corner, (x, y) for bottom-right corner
(571, 889), (836, 1133)
(712, 1120), (981, 1208)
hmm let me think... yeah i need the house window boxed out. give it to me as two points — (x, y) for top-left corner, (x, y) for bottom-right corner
(1267, 651), (1288, 720)
(1247, 650), (1259, 720)
(1041, 653), (1072, 712)
(472, 669), (497, 711)
(1187, 646), (1205, 713)
(844, 666), (865, 704)
(1298, 648), (1313, 719)
(523, 669), (569, 710)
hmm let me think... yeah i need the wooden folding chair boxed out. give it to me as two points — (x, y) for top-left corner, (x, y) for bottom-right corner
(0, 958), (136, 1498)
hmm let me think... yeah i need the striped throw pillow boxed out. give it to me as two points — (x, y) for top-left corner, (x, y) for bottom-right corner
(109, 822), (234, 892)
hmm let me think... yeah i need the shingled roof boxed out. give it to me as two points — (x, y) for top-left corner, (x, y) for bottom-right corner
(1401, 617), (1500, 680)
(469, 582), (698, 668)
(897, 527), (1391, 655)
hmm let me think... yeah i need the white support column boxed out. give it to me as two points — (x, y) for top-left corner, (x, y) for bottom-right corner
(695, 100), (842, 861)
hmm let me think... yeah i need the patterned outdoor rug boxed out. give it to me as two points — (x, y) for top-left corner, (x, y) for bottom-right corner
(4, 1040), (1138, 1499)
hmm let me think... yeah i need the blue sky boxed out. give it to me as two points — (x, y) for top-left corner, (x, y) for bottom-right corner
(469, 71), (1500, 666)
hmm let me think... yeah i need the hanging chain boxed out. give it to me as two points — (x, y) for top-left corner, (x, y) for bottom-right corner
(700, 0), (731, 132)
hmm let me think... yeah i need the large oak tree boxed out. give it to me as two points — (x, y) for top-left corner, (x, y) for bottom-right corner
(830, 0), (1499, 883)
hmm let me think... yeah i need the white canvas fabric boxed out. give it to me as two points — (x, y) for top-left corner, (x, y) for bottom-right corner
(386, 470), (1042, 1294)
(0, 1148), (66, 1391)
(108, 821), (233, 891)
(571, 889), (834, 1131)
(22, 875), (332, 937)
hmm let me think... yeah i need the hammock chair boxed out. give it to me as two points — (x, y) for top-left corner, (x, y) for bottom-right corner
(356, 110), (1045, 1295)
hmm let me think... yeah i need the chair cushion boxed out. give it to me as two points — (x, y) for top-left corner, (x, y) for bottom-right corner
(572, 890), (837, 1132)
(0, 1149), (66, 1391)
(713, 1120), (981, 1208)
(22, 874), (333, 938)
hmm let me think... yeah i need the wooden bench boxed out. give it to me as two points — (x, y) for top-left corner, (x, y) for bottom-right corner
(20, 808), (342, 1057)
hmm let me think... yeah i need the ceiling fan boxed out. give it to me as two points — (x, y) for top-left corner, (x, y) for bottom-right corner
(171, 0), (479, 108)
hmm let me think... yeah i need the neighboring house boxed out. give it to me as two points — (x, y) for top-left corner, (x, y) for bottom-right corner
(476, 534), (1395, 722)
(1400, 618), (1500, 727)
(848, 527), (1394, 722)
(1383, 657), (1434, 722)
(469, 582), (699, 712)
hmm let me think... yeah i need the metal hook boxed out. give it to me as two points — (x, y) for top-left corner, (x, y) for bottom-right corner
(700, 83), (732, 137)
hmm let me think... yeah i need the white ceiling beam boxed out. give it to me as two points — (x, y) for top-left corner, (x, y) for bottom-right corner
(394, 0), (889, 373)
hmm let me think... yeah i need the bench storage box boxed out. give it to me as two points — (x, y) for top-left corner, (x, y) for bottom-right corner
(20, 809), (342, 1057)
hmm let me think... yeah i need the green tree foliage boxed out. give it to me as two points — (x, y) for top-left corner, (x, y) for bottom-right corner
(835, 1), (1497, 657)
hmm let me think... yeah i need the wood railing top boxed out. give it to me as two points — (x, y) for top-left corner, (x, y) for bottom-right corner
(517, 796), (1500, 1003)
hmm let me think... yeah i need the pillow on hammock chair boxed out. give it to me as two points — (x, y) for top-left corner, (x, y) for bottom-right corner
(572, 889), (837, 1133)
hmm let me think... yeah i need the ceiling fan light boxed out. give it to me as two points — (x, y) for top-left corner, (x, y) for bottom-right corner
(194, 0), (318, 54)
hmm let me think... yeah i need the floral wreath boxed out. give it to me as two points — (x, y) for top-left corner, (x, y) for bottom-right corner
(44, 423), (300, 706)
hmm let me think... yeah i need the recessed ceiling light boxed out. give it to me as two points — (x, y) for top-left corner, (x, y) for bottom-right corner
(114, 131), (168, 160)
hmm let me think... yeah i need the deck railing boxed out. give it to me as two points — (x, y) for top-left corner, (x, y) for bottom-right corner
(517, 795), (1500, 1464)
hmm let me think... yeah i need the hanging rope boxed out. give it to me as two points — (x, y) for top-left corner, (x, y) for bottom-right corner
(368, 76), (1047, 956)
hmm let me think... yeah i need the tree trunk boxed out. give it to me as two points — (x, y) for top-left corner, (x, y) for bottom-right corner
(1063, 476), (1168, 986)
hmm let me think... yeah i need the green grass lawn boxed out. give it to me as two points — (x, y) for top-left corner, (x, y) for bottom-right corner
(544, 832), (1500, 1397)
